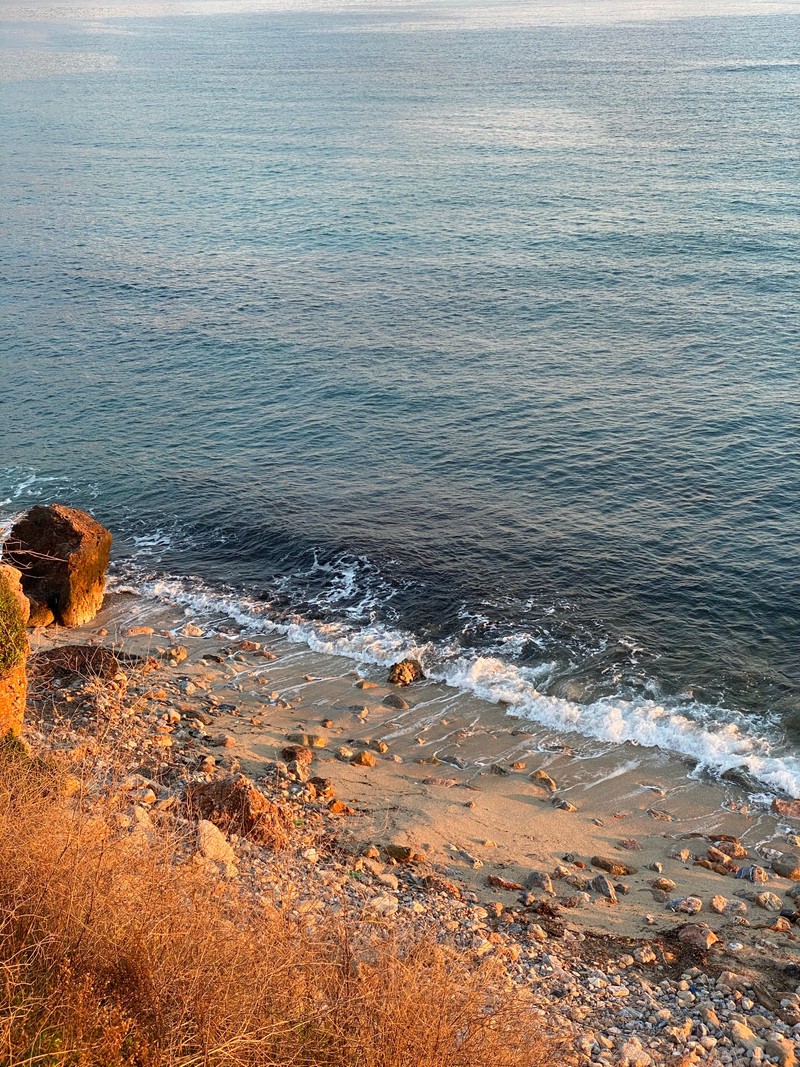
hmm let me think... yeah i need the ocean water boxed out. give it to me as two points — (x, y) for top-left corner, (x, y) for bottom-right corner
(2, 0), (800, 793)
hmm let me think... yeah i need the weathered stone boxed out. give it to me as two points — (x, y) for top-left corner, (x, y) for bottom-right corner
(382, 693), (409, 710)
(383, 843), (424, 864)
(350, 749), (377, 767)
(591, 874), (618, 902)
(282, 744), (314, 766)
(709, 895), (729, 914)
(196, 819), (236, 864)
(526, 870), (554, 894)
(184, 773), (292, 849)
(387, 658), (424, 686)
(0, 564), (29, 737)
(728, 1021), (765, 1054)
(765, 1036), (797, 1067)
(530, 769), (558, 792)
(772, 854), (800, 880)
(678, 923), (719, 951)
(735, 865), (768, 883)
(755, 891), (783, 911)
(772, 798), (800, 819)
(652, 877), (677, 892)
(591, 855), (634, 877)
(355, 678), (380, 690)
(2, 504), (112, 626)
(668, 896), (703, 915)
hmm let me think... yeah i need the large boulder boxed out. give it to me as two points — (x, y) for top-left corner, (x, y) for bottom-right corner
(184, 773), (292, 849)
(2, 504), (112, 627)
(0, 564), (30, 737)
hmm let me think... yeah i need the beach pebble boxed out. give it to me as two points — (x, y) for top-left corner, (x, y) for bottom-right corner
(591, 856), (634, 878)
(530, 769), (558, 792)
(652, 877), (677, 892)
(735, 865), (769, 883)
(668, 896), (703, 915)
(591, 874), (617, 903)
(350, 750), (377, 768)
(336, 746), (354, 761)
(526, 870), (554, 894)
(382, 694), (409, 710)
(755, 892), (783, 911)
(709, 895), (729, 913)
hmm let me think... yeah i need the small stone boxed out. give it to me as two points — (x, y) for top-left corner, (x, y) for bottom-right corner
(591, 874), (618, 902)
(667, 896), (702, 914)
(729, 1021), (765, 1054)
(336, 746), (354, 761)
(755, 891), (783, 911)
(383, 844), (424, 864)
(653, 877), (677, 892)
(709, 895), (729, 913)
(383, 693), (409, 710)
(591, 855), (634, 877)
(552, 796), (577, 811)
(735, 865), (769, 883)
(526, 870), (554, 894)
(530, 769), (558, 792)
(370, 739), (389, 754)
(356, 679), (380, 690)
(196, 820), (235, 864)
(351, 750), (377, 767)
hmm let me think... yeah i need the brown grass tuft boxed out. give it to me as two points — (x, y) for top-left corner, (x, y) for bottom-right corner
(0, 744), (559, 1067)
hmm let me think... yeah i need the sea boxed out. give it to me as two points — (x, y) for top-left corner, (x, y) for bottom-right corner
(1, 0), (799, 795)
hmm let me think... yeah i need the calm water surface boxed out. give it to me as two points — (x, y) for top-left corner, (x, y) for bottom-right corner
(2, 0), (800, 790)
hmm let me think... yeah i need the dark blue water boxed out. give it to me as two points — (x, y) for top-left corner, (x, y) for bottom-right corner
(2, 1), (800, 791)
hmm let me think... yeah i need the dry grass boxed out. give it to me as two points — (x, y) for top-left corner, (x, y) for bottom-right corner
(0, 743), (559, 1067)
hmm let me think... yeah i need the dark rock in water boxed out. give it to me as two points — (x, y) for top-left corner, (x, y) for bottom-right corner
(3, 504), (112, 627)
(184, 773), (292, 849)
(387, 658), (425, 686)
(0, 564), (29, 737)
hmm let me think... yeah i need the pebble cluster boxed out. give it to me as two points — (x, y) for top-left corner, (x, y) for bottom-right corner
(24, 630), (800, 1067)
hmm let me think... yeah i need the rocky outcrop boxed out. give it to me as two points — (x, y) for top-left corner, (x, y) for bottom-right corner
(387, 658), (425, 686)
(2, 504), (112, 627)
(0, 564), (30, 737)
(184, 773), (292, 849)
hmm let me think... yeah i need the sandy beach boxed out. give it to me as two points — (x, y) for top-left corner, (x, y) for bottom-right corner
(30, 588), (800, 968)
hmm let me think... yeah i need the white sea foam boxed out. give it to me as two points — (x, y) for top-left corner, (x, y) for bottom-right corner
(119, 571), (800, 799)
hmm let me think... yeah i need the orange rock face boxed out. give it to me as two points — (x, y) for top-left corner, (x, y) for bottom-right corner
(0, 564), (29, 737)
(2, 504), (112, 627)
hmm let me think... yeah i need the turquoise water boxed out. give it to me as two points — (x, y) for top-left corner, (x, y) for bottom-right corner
(2, 0), (800, 792)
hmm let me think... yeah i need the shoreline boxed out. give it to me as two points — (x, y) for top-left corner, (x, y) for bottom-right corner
(30, 588), (800, 968)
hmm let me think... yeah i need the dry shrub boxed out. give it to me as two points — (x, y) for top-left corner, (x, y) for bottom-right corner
(0, 744), (559, 1067)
